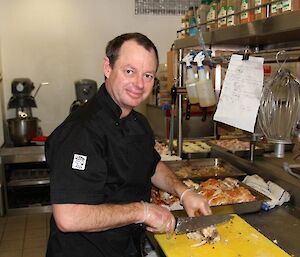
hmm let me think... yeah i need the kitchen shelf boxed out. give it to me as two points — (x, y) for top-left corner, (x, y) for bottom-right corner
(174, 10), (300, 49)
(8, 178), (49, 187)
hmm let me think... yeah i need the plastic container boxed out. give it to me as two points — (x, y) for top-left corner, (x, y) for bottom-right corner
(240, 0), (255, 24)
(185, 73), (199, 104)
(227, 0), (240, 26)
(194, 52), (216, 107)
(180, 15), (188, 38)
(197, 0), (211, 32)
(183, 53), (199, 104)
(207, 0), (218, 31)
(218, 0), (228, 28)
(254, 0), (268, 20)
(270, 2), (280, 16)
(188, 6), (198, 36)
(282, 0), (300, 12)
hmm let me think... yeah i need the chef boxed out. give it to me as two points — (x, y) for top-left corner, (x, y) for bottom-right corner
(45, 32), (211, 257)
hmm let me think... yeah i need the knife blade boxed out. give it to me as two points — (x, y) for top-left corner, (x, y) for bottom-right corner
(175, 214), (233, 234)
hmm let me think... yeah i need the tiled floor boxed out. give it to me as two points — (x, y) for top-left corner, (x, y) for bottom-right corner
(0, 212), (51, 257)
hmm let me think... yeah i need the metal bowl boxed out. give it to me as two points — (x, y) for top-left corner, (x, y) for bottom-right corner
(7, 117), (39, 146)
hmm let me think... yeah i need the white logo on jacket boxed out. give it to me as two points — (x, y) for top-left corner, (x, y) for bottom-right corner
(72, 154), (87, 170)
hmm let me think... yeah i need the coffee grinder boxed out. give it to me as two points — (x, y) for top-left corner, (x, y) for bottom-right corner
(70, 79), (97, 113)
(7, 78), (39, 146)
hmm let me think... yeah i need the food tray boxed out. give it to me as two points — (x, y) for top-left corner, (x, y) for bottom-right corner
(173, 138), (212, 159)
(208, 139), (265, 157)
(163, 158), (247, 180)
(209, 182), (270, 214)
(171, 182), (270, 215)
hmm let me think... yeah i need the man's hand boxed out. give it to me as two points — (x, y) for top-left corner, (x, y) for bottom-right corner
(142, 203), (176, 234)
(181, 189), (212, 217)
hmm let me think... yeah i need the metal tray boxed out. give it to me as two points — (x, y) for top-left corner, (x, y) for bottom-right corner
(208, 139), (265, 157)
(209, 182), (270, 214)
(164, 158), (247, 180)
(171, 182), (270, 216)
(178, 139), (212, 159)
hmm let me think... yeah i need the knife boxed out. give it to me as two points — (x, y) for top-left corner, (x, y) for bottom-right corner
(175, 214), (233, 234)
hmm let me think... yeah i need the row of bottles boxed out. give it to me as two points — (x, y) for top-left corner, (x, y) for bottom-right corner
(180, 0), (300, 37)
(182, 52), (216, 107)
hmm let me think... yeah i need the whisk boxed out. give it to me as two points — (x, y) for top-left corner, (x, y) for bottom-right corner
(258, 52), (300, 158)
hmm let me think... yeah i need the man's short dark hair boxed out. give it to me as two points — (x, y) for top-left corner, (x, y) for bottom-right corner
(105, 32), (159, 71)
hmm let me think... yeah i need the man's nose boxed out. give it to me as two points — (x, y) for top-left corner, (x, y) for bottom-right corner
(134, 74), (144, 89)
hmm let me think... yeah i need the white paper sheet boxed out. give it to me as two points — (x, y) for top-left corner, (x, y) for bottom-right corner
(213, 54), (264, 132)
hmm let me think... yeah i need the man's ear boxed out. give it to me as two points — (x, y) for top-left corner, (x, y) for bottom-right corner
(103, 57), (111, 78)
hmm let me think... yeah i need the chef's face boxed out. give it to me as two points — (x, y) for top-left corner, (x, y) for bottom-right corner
(103, 40), (157, 117)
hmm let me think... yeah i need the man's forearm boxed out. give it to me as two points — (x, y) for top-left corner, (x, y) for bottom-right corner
(151, 161), (188, 198)
(52, 202), (143, 233)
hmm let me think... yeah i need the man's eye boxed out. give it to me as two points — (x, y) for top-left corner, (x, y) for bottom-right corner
(145, 74), (154, 80)
(126, 69), (134, 74)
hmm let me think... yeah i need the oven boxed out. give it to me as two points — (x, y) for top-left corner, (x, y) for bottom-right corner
(0, 145), (51, 215)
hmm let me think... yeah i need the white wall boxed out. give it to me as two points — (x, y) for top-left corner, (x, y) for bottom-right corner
(0, 0), (181, 136)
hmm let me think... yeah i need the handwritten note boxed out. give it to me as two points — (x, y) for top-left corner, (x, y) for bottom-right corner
(213, 54), (264, 132)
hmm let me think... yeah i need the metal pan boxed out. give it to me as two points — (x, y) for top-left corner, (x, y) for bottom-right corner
(163, 158), (247, 180)
(209, 182), (270, 214)
(208, 139), (265, 157)
(170, 182), (270, 215)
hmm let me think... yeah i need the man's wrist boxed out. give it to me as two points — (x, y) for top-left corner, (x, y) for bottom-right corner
(179, 188), (194, 205)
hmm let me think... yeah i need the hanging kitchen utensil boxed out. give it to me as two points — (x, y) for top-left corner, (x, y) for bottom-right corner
(258, 51), (300, 158)
(168, 84), (177, 154)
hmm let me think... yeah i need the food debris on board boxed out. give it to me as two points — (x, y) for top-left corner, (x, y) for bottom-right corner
(188, 225), (220, 247)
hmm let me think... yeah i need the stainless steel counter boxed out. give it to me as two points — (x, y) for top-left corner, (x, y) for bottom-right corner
(210, 144), (300, 256)
(0, 145), (45, 163)
(242, 205), (300, 256)
(149, 144), (300, 256)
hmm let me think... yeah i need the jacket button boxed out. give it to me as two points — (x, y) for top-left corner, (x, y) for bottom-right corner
(115, 122), (119, 126)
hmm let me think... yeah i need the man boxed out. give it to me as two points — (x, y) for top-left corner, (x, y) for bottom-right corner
(46, 32), (211, 257)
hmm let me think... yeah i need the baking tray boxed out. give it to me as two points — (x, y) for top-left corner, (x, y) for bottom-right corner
(177, 139), (212, 159)
(209, 182), (270, 214)
(208, 138), (265, 157)
(171, 182), (270, 215)
(163, 158), (247, 180)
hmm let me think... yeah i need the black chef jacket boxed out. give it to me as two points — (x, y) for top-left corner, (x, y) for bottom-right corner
(45, 83), (161, 257)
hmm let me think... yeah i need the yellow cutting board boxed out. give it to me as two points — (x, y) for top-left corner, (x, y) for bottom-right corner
(154, 214), (291, 257)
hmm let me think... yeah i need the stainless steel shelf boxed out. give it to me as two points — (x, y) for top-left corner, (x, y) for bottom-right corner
(174, 10), (300, 49)
(8, 178), (49, 187)
(6, 205), (52, 216)
(0, 145), (45, 163)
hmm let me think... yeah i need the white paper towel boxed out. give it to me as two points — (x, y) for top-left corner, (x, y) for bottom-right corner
(243, 174), (290, 210)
